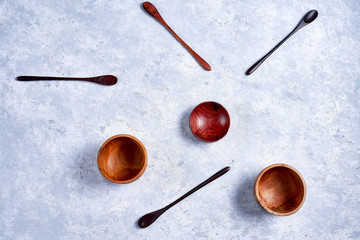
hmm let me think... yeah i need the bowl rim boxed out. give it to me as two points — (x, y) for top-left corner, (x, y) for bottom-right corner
(97, 134), (147, 184)
(189, 101), (230, 142)
(254, 163), (306, 216)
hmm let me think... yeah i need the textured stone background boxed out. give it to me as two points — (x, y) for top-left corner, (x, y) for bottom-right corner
(1, 0), (359, 239)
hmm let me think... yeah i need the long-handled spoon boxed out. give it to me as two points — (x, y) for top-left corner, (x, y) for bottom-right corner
(246, 9), (318, 75)
(16, 75), (117, 86)
(138, 166), (230, 228)
(142, 2), (211, 71)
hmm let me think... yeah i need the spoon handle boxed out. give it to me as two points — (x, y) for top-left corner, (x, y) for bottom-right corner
(162, 20), (211, 71)
(143, 2), (211, 71)
(246, 29), (297, 75)
(163, 166), (230, 211)
(17, 76), (90, 81)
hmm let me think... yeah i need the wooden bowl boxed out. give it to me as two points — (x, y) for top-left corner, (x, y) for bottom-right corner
(189, 101), (230, 142)
(97, 134), (147, 184)
(254, 164), (306, 216)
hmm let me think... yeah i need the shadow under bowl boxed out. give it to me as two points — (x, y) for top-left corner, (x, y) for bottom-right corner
(97, 134), (147, 184)
(254, 164), (306, 216)
(189, 101), (230, 142)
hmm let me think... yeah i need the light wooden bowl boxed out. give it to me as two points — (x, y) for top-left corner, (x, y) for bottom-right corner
(97, 134), (147, 184)
(254, 164), (306, 216)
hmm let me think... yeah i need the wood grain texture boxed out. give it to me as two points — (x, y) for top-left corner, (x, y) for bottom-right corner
(254, 164), (306, 216)
(142, 2), (211, 71)
(189, 101), (230, 142)
(97, 134), (147, 184)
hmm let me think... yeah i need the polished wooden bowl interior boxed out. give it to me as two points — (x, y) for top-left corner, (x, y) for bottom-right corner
(254, 164), (306, 216)
(97, 135), (147, 184)
(189, 101), (230, 142)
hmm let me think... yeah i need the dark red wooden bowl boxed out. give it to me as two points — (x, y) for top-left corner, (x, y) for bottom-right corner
(189, 101), (230, 142)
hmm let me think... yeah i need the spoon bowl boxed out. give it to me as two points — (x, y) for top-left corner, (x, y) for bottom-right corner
(189, 101), (230, 142)
(303, 10), (318, 23)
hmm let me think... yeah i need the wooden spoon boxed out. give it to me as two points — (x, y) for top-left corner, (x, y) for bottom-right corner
(246, 10), (318, 75)
(138, 166), (230, 228)
(142, 2), (211, 71)
(16, 75), (117, 86)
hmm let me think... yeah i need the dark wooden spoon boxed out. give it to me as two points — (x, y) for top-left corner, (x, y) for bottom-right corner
(142, 2), (211, 71)
(138, 166), (230, 228)
(16, 75), (117, 85)
(246, 9), (318, 75)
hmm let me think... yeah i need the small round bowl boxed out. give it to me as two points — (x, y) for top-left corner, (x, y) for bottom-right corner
(254, 164), (306, 216)
(97, 134), (147, 184)
(189, 101), (230, 142)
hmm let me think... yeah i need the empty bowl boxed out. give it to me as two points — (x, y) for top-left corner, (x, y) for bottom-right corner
(189, 101), (230, 142)
(97, 134), (147, 184)
(254, 164), (306, 216)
